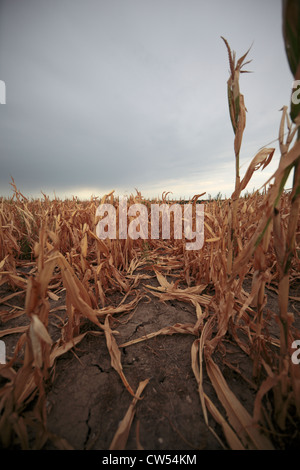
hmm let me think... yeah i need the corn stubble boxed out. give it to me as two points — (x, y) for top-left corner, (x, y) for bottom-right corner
(0, 180), (298, 450)
(0, 21), (300, 453)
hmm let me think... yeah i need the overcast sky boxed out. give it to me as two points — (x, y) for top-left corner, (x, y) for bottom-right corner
(0, 0), (295, 200)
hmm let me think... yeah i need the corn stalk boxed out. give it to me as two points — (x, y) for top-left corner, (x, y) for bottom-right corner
(221, 37), (252, 274)
(227, 3), (300, 429)
(270, 0), (300, 426)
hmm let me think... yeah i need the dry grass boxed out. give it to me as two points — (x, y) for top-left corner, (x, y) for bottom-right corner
(0, 181), (299, 449)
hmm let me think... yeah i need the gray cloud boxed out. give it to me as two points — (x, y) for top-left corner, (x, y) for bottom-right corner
(0, 0), (294, 200)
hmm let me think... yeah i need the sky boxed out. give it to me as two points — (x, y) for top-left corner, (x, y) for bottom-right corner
(0, 0), (296, 201)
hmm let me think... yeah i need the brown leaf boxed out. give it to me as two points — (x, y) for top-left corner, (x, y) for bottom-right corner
(104, 316), (136, 397)
(109, 378), (149, 450)
(206, 357), (274, 450)
(204, 393), (245, 450)
(232, 148), (275, 200)
(120, 323), (197, 348)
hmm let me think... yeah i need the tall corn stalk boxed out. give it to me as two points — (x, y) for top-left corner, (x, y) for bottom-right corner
(270, 0), (300, 425)
(221, 38), (276, 381)
(226, 2), (300, 430)
(221, 37), (252, 274)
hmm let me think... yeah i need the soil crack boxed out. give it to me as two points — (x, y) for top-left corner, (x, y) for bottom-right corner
(84, 408), (92, 449)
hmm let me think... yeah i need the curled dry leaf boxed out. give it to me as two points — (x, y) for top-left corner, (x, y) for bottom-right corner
(120, 323), (198, 348)
(109, 378), (149, 450)
(231, 148), (275, 200)
(104, 315), (136, 397)
(29, 314), (52, 368)
(205, 357), (274, 450)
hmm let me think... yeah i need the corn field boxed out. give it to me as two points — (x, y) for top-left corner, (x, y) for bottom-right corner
(0, 2), (300, 451)
(0, 176), (299, 450)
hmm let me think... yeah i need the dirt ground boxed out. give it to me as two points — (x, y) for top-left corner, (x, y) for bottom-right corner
(1, 265), (300, 451)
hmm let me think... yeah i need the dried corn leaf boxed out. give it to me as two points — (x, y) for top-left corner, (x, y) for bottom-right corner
(206, 357), (274, 450)
(232, 148), (275, 200)
(204, 393), (245, 450)
(120, 322), (197, 348)
(57, 254), (103, 328)
(191, 318), (215, 424)
(29, 314), (52, 367)
(49, 331), (103, 366)
(0, 365), (16, 381)
(109, 378), (149, 450)
(104, 315), (136, 397)
(97, 294), (142, 318)
(81, 233), (88, 258)
(47, 291), (60, 301)
(39, 256), (58, 298)
(7, 274), (27, 289)
(191, 338), (208, 425)
(0, 289), (26, 305)
(154, 269), (173, 289)
(191, 319), (244, 450)
(57, 253), (92, 307)
(30, 314), (52, 345)
(253, 375), (279, 425)
(0, 255), (9, 271)
(13, 366), (37, 407)
(145, 271), (210, 307)
(147, 288), (212, 308)
(232, 139), (300, 277)
(0, 325), (28, 338)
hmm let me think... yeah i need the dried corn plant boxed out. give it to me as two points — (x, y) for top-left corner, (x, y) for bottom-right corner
(0, 179), (298, 449)
(221, 3), (300, 431)
(221, 36), (252, 275)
